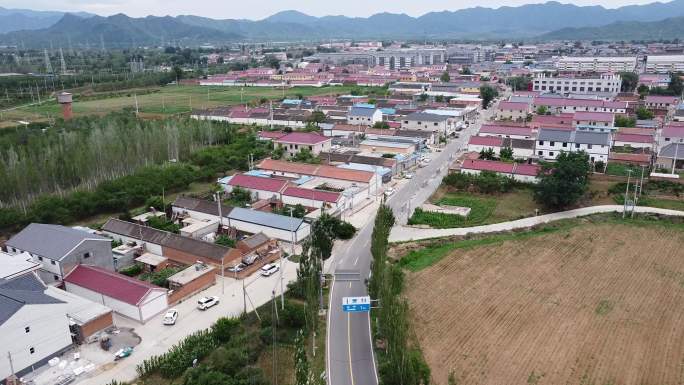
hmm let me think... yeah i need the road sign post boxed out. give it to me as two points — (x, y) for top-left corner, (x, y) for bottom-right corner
(342, 296), (371, 312)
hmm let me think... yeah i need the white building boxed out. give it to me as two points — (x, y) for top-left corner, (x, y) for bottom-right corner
(0, 257), (112, 380)
(401, 112), (456, 136)
(347, 105), (383, 126)
(645, 55), (684, 74)
(532, 73), (621, 96)
(536, 128), (611, 162)
(554, 56), (637, 72)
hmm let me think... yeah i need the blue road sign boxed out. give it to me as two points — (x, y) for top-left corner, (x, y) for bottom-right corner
(342, 296), (371, 312)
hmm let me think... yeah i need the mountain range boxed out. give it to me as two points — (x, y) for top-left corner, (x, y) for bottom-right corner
(0, 6), (93, 34)
(1, 0), (684, 47)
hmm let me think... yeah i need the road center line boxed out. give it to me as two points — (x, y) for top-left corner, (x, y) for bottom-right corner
(348, 313), (355, 385)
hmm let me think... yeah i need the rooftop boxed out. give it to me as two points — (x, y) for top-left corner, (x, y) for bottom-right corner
(7, 223), (110, 261)
(102, 219), (233, 263)
(228, 173), (288, 193)
(275, 132), (330, 145)
(64, 265), (165, 306)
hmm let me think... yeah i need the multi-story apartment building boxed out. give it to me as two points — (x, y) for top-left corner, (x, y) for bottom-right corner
(313, 48), (446, 70)
(645, 55), (684, 74)
(532, 73), (622, 96)
(554, 56), (637, 72)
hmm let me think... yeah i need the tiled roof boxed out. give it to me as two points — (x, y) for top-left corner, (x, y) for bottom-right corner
(228, 174), (288, 193)
(258, 159), (320, 175)
(461, 159), (514, 173)
(609, 153), (651, 164)
(514, 163), (541, 176)
(283, 187), (341, 203)
(0, 274), (64, 326)
(257, 159), (373, 183)
(102, 219), (233, 262)
(573, 111), (614, 122)
(259, 131), (286, 139)
(534, 97), (627, 109)
(468, 135), (503, 147)
(479, 124), (534, 137)
(645, 95), (679, 104)
(498, 101), (530, 110)
(7, 223), (109, 261)
(275, 132), (330, 145)
(663, 124), (684, 138)
(64, 265), (164, 306)
(613, 133), (654, 144)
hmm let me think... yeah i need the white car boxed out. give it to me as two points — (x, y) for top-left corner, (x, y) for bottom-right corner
(162, 309), (178, 325)
(197, 296), (219, 310)
(404, 173), (414, 179)
(384, 187), (396, 197)
(260, 263), (280, 277)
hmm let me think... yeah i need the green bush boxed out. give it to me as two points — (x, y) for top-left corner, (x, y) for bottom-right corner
(119, 264), (143, 277)
(333, 220), (357, 239)
(281, 301), (306, 329)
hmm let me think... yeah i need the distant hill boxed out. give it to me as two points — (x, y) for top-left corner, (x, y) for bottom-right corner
(0, 6), (93, 34)
(3, 0), (684, 46)
(0, 13), (242, 47)
(178, 0), (684, 40)
(540, 16), (684, 40)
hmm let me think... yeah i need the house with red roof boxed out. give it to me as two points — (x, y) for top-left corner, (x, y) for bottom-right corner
(496, 101), (532, 121)
(223, 173), (289, 201)
(64, 265), (168, 323)
(573, 111), (615, 131)
(459, 159), (541, 183)
(282, 186), (343, 210)
(612, 132), (655, 151)
(658, 123), (684, 150)
(467, 135), (504, 155)
(274, 132), (332, 157)
(479, 124), (535, 139)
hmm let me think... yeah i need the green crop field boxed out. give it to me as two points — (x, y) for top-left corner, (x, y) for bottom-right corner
(0, 84), (387, 126)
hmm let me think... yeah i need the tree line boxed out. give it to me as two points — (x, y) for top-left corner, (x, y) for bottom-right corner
(0, 111), (264, 208)
(369, 204), (431, 385)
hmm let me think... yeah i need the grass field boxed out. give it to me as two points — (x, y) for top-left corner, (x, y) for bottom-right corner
(0, 84), (384, 126)
(402, 216), (684, 385)
(408, 190), (539, 228)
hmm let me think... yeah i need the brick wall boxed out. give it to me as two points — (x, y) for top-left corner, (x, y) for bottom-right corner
(78, 311), (114, 340)
(168, 269), (216, 305)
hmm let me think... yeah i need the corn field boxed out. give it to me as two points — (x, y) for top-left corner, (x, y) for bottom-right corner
(136, 328), (218, 379)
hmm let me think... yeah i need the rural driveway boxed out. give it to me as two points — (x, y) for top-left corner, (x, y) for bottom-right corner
(389, 205), (684, 242)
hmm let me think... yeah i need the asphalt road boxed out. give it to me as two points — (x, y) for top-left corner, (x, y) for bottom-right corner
(326, 102), (498, 385)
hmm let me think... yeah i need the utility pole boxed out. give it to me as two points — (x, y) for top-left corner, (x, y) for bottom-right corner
(272, 290), (278, 385)
(672, 143), (680, 175)
(623, 169), (632, 218)
(7, 351), (15, 380)
(215, 191), (225, 294)
(134, 93), (139, 115)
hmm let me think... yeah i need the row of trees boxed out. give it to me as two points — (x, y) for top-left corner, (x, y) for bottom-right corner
(369, 205), (431, 385)
(0, 112), (256, 208)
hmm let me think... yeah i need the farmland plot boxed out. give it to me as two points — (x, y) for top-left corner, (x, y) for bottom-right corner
(405, 223), (684, 385)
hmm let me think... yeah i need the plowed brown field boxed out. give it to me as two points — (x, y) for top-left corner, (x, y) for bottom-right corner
(406, 223), (684, 385)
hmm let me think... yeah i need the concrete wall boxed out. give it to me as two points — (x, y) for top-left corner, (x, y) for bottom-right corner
(65, 282), (165, 323)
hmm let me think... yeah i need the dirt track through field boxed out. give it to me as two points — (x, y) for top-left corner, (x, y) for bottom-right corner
(405, 223), (684, 385)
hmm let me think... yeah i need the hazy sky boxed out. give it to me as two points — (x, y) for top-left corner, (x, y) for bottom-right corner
(3, 0), (664, 19)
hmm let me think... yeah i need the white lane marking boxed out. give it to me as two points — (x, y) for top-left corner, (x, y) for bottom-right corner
(348, 312), (355, 385)
(353, 255), (360, 265)
(368, 311), (379, 385)
(349, 281), (352, 289)
(326, 276), (335, 385)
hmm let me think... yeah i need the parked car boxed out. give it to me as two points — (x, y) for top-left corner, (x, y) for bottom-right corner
(384, 187), (396, 197)
(197, 296), (220, 310)
(260, 263), (280, 277)
(404, 173), (414, 179)
(162, 309), (178, 325)
(228, 263), (246, 272)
